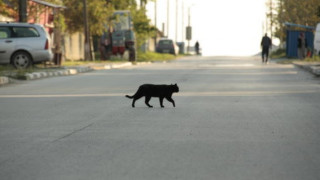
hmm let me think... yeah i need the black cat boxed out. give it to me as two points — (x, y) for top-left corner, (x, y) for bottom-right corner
(125, 84), (179, 108)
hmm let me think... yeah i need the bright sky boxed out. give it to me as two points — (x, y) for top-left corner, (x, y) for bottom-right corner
(146, 0), (268, 56)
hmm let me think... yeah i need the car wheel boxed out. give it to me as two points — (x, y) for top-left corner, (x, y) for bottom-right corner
(11, 51), (32, 69)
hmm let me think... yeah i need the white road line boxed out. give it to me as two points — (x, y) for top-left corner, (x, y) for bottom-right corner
(0, 93), (124, 98)
(0, 90), (318, 98)
(178, 90), (319, 96)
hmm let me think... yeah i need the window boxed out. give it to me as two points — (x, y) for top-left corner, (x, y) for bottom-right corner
(11, 27), (39, 38)
(0, 27), (10, 39)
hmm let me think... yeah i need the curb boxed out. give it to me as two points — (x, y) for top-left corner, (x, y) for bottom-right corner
(24, 66), (93, 80)
(0, 61), (151, 86)
(90, 62), (132, 70)
(0, 66), (94, 85)
(293, 62), (320, 76)
(0, 76), (9, 86)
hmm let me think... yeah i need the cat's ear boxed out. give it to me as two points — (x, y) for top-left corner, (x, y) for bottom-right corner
(175, 83), (177, 86)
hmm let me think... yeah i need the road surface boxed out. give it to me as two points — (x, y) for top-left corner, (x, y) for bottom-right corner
(0, 56), (320, 180)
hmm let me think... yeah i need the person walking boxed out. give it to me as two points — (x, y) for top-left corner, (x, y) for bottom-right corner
(195, 41), (200, 55)
(261, 33), (272, 63)
(297, 32), (307, 60)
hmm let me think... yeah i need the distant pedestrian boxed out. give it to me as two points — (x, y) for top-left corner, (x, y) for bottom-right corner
(195, 41), (200, 55)
(297, 32), (307, 60)
(261, 33), (272, 63)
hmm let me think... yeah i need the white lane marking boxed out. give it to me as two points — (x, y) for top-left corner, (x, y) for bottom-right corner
(0, 93), (124, 98)
(178, 90), (319, 96)
(0, 90), (318, 98)
(83, 71), (298, 76)
(213, 64), (255, 67)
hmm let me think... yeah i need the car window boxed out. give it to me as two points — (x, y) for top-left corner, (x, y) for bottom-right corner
(159, 40), (173, 45)
(11, 27), (40, 38)
(0, 27), (11, 39)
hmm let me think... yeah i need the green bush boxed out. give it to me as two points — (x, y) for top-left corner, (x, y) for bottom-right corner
(137, 51), (176, 62)
(304, 55), (320, 62)
(271, 48), (286, 58)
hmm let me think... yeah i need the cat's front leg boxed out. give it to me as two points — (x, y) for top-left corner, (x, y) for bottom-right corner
(165, 97), (175, 107)
(159, 97), (165, 108)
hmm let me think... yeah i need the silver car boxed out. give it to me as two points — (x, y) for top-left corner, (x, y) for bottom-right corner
(0, 22), (53, 68)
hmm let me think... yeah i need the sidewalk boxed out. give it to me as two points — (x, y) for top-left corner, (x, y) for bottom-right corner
(0, 61), (151, 86)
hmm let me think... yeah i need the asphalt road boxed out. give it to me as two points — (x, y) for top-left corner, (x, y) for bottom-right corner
(1, 56), (320, 180)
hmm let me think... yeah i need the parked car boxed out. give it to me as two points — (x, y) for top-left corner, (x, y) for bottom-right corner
(156, 38), (179, 55)
(0, 22), (53, 69)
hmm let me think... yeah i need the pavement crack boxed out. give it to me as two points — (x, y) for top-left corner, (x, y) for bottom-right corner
(52, 122), (94, 143)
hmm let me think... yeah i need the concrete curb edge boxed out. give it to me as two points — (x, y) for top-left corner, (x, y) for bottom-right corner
(293, 62), (320, 76)
(0, 61), (152, 86)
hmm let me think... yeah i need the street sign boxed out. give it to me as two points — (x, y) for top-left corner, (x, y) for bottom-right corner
(186, 26), (192, 40)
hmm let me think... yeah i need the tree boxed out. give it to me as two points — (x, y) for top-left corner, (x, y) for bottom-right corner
(130, 7), (157, 51)
(273, 0), (320, 42)
(111, 0), (136, 11)
(0, 0), (18, 19)
(63, 0), (113, 60)
(63, 0), (113, 36)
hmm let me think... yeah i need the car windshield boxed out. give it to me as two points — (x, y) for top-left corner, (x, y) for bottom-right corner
(159, 40), (172, 45)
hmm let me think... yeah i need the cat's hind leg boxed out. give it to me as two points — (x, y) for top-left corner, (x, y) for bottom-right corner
(132, 99), (136, 107)
(145, 96), (153, 108)
(131, 94), (144, 108)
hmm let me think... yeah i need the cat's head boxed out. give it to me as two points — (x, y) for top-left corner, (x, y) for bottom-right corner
(171, 83), (179, 93)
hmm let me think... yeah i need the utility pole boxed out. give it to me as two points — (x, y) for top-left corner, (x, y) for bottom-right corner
(19, 0), (27, 22)
(83, 0), (92, 60)
(269, 0), (273, 39)
(181, 0), (184, 42)
(167, 0), (169, 37)
(175, 0), (178, 42)
(154, 0), (157, 49)
(186, 6), (191, 53)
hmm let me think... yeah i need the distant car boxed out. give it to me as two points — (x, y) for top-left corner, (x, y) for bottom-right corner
(156, 38), (179, 55)
(0, 22), (53, 69)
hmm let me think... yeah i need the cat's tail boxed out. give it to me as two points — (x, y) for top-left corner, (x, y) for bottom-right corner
(125, 95), (134, 99)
